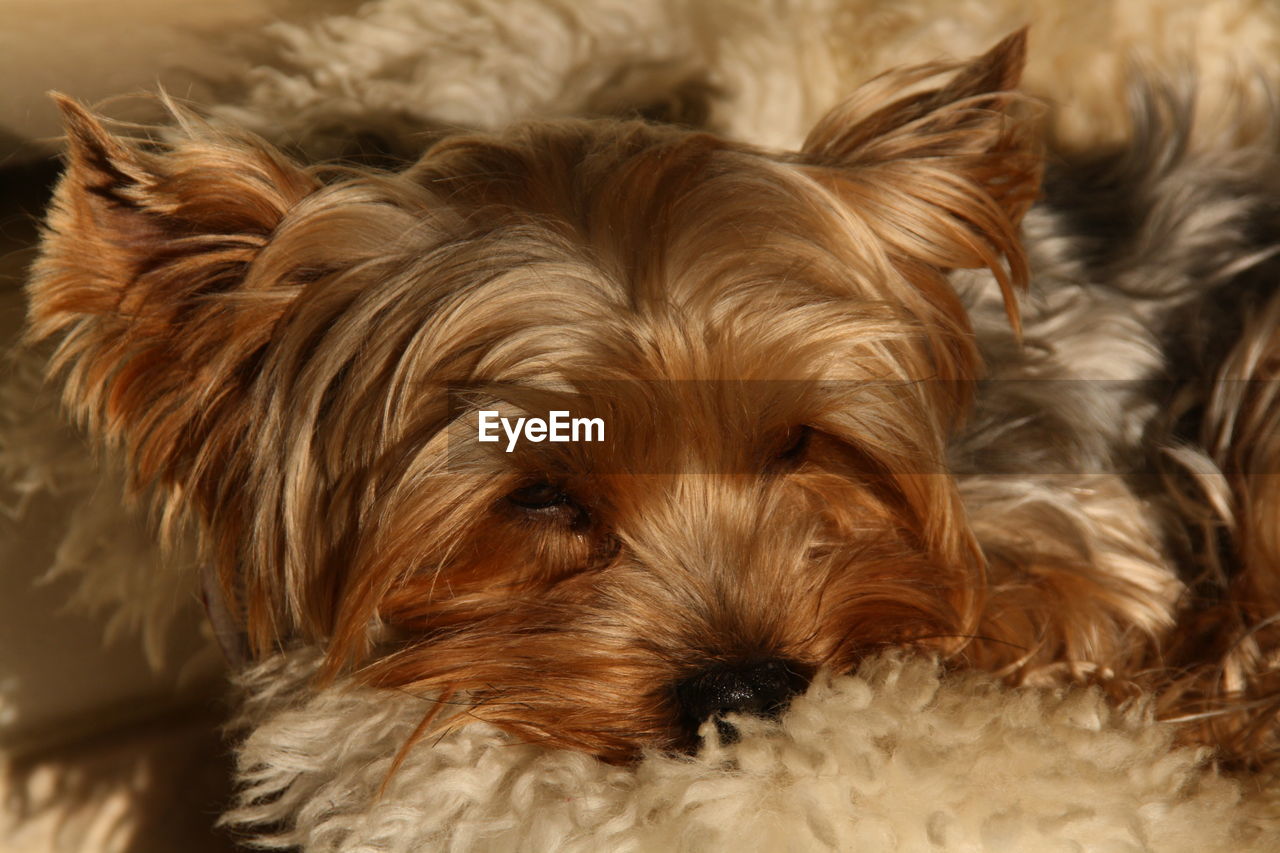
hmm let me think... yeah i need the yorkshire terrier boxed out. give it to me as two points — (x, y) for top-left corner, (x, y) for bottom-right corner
(26, 31), (1280, 769)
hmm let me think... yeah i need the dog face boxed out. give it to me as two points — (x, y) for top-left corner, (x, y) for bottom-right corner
(28, 34), (1040, 759)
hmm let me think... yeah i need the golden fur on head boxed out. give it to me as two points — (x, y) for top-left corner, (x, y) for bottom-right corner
(25, 30), (1280, 768)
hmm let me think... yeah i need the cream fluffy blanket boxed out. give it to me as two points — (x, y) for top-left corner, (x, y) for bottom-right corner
(226, 652), (1278, 852)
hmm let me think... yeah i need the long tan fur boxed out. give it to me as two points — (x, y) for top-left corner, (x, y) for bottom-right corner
(26, 32), (1280, 768)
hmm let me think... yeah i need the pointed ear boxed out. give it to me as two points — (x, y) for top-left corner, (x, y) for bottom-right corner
(27, 95), (320, 499)
(801, 30), (1042, 332)
(32, 96), (319, 329)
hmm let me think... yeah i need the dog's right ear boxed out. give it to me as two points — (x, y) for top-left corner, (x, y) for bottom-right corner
(28, 96), (320, 488)
(801, 30), (1042, 335)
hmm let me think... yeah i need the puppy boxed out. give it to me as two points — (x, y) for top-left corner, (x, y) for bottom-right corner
(26, 31), (1280, 768)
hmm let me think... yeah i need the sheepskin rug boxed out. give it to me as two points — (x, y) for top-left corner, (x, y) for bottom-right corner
(220, 0), (1280, 157)
(224, 652), (1279, 852)
(7, 1), (1280, 851)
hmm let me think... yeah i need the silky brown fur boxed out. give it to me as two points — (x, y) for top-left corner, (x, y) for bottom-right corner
(26, 32), (1280, 768)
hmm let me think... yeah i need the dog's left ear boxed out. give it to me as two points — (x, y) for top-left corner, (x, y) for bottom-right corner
(28, 96), (320, 473)
(28, 98), (344, 654)
(801, 29), (1042, 332)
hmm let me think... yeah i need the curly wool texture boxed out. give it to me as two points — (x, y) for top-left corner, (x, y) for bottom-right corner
(221, 0), (1280, 157)
(225, 653), (1278, 852)
(0, 345), (202, 670)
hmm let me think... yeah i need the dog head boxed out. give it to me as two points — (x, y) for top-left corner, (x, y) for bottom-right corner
(28, 32), (1039, 759)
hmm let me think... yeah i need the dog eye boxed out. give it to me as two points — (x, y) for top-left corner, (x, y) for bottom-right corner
(773, 425), (812, 466)
(507, 481), (570, 510)
(504, 481), (591, 530)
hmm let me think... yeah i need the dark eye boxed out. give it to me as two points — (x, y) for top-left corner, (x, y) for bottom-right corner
(507, 481), (569, 510)
(773, 425), (812, 467)
(504, 480), (591, 530)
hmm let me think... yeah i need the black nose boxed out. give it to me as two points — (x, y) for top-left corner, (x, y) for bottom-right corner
(675, 659), (809, 743)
